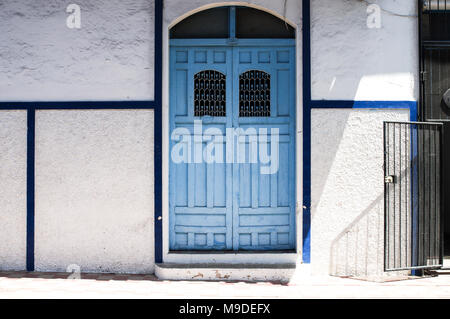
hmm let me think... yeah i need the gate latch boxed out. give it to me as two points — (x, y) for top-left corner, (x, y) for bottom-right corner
(384, 175), (396, 184)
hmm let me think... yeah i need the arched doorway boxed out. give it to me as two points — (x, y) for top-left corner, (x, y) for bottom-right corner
(169, 6), (296, 251)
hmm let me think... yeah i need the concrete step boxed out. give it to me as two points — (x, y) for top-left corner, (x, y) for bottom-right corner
(155, 263), (300, 282)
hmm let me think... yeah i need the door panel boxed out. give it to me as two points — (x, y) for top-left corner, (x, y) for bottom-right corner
(422, 47), (450, 120)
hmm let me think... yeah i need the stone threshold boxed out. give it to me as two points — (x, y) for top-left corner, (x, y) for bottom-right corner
(155, 263), (299, 283)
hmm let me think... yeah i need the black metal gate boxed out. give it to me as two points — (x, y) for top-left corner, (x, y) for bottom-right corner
(384, 121), (443, 271)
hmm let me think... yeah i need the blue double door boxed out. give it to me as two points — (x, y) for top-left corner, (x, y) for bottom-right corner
(169, 43), (296, 251)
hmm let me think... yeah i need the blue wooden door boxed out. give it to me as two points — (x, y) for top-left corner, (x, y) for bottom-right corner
(169, 44), (296, 251)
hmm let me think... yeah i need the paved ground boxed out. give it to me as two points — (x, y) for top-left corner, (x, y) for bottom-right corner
(0, 271), (450, 298)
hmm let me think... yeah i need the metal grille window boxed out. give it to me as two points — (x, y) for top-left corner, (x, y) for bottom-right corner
(235, 7), (295, 39)
(422, 48), (450, 120)
(194, 70), (226, 117)
(239, 70), (270, 117)
(420, 0), (450, 120)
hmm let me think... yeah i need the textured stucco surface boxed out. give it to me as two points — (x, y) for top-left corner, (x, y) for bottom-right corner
(311, 109), (409, 277)
(0, 0), (154, 101)
(311, 0), (418, 100)
(35, 110), (154, 274)
(0, 0), (425, 276)
(0, 111), (27, 271)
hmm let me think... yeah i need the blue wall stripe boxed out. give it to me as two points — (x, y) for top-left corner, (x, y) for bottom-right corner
(301, 0), (418, 264)
(154, 0), (163, 264)
(229, 6), (236, 39)
(5, 0), (420, 270)
(310, 100), (416, 109)
(26, 107), (35, 271)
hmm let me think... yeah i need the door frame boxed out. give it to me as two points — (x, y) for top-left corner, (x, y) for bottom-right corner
(161, 2), (303, 264)
(418, 0), (450, 263)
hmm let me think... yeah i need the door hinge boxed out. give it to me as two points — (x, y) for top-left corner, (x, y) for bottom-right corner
(385, 175), (396, 184)
(421, 71), (427, 82)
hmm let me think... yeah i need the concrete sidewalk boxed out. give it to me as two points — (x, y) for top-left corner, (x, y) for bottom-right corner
(0, 271), (450, 298)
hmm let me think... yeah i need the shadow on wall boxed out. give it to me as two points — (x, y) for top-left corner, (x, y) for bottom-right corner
(329, 192), (385, 278)
(311, 0), (418, 101)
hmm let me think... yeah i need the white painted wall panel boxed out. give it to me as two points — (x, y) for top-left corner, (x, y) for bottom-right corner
(162, 0), (304, 262)
(35, 110), (154, 274)
(311, 0), (418, 101)
(0, 111), (27, 271)
(0, 0), (154, 101)
(311, 109), (409, 277)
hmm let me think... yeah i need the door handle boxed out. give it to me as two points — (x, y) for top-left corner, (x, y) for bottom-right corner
(385, 175), (396, 184)
(202, 115), (214, 124)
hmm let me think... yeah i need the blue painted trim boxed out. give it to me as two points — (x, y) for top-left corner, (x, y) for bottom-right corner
(302, 0), (311, 263)
(0, 101), (156, 110)
(26, 108), (35, 271)
(229, 6), (236, 40)
(154, 0), (163, 264)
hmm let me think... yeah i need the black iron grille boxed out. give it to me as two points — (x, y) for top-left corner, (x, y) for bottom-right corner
(239, 70), (270, 117)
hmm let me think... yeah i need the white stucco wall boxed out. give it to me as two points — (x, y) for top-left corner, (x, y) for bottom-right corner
(311, 0), (418, 101)
(35, 110), (155, 274)
(311, 108), (410, 277)
(162, 0), (304, 262)
(0, 111), (27, 271)
(0, 0), (154, 101)
(164, 0), (301, 27)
